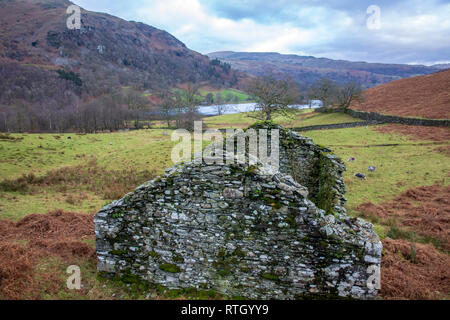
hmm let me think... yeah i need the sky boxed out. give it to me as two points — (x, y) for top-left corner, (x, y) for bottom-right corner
(72, 0), (450, 65)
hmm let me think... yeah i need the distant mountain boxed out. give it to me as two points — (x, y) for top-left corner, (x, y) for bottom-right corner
(432, 63), (450, 70)
(208, 51), (438, 89)
(0, 0), (240, 106)
(352, 69), (450, 119)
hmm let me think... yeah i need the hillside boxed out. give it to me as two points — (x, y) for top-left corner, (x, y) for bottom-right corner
(0, 0), (240, 105)
(432, 63), (450, 70)
(353, 69), (450, 119)
(208, 51), (438, 90)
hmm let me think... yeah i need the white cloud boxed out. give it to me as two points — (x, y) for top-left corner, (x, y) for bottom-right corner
(73, 0), (450, 64)
(129, 0), (311, 53)
(130, 0), (351, 55)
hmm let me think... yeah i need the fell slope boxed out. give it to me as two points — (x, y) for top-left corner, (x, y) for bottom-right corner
(0, 0), (239, 104)
(353, 70), (450, 119)
(209, 51), (437, 89)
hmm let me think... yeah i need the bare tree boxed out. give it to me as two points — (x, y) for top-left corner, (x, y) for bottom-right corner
(205, 93), (214, 105)
(307, 78), (338, 108)
(245, 74), (301, 121)
(225, 92), (233, 103)
(215, 92), (225, 115)
(176, 83), (202, 130)
(125, 89), (148, 129)
(215, 92), (223, 105)
(335, 82), (364, 109)
(158, 91), (178, 128)
(181, 83), (201, 113)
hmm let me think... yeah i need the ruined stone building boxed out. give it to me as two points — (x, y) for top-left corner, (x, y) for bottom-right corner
(94, 123), (382, 299)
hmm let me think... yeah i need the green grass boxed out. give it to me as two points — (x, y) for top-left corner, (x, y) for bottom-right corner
(2, 118), (447, 223)
(170, 88), (204, 101)
(198, 88), (252, 103)
(0, 128), (216, 220)
(205, 111), (450, 225)
(204, 113), (256, 128)
(119, 85), (250, 104)
(0, 130), (178, 220)
(203, 110), (362, 129)
(302, 126), (450, 209)
(1, 113), (448, 299)
(22, 64), (59, 70)
(302, 124), (449, 246)
(281, 112), (363, 128)
(29, 255), (226, 300)
(204, 109), (315, 129)
(0, 130), (175, 181)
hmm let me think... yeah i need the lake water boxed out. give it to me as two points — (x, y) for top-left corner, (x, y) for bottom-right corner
(198, 101), (322, 116)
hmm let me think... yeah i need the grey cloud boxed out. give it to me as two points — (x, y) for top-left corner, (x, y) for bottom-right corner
(73, 0), (450, 65)
(199, 0), (396, 23)
(199, 0), (450, 64)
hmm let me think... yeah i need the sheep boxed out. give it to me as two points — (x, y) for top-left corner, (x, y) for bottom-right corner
(354, 173), (366, 180)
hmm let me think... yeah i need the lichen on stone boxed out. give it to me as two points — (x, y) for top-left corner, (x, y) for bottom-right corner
(94, 123), (381, 300)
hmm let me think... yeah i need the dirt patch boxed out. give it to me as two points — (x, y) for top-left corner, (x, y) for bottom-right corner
(0, 133), (24, 142)
(352, 69), (450, 119)
(357, 184), (450, 252)
(0, 210), (95, 300)
(374, 124), (450, 142)
(434, 145), (450, 156)
(380, 238), (450, 300)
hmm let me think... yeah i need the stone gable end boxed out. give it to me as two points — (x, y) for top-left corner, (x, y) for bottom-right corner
(94, 124), (381, 299)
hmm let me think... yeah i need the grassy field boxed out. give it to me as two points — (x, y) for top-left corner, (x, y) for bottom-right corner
(169, 87), (252, 104)
(0, 130), (177, 220)
(0, 112), (447, 225)
(203, 109), (362, 129)
(301, 127), (449, 228)
(0, 111), (448, 300)
(290, 112), (363, 127)
(198, 88), (252, 103)
(119, 85), (251, 104)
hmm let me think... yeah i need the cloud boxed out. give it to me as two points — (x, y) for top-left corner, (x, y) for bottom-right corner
(72, 0), (450, 65)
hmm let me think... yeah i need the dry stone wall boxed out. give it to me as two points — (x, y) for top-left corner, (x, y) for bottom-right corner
(315, 107), (450, 127)
(94, 123), (381, 299)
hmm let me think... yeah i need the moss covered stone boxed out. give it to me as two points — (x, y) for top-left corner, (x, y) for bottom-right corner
(159, 263), (181, 273)
(261, 273), (280, 282)
(94, 123), (381, 300)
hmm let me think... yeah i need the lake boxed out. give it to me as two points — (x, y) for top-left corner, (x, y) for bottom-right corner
(198, 101), (322, 116)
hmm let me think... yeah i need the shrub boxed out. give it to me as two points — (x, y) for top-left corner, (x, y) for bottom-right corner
(56, 69), (83, 87)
